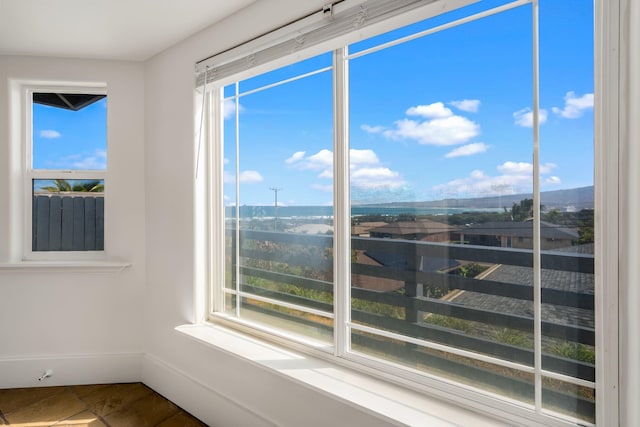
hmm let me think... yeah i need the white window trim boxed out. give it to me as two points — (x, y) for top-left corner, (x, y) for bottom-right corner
(0, 260), (129, 274)
(176, 322), (525, 427)
(197, 0), (622, 425)
(12, 81), (109, 262)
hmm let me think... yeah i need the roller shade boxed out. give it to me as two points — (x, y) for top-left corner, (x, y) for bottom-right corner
(195, 0), (477, 87)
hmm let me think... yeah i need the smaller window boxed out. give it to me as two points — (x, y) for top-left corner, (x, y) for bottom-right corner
(26, 90), (107, 256)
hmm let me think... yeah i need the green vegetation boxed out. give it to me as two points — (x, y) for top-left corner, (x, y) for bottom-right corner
(231, 212), (594, 374)
(40, 179), (104, 193)
(510, 198), (534, 221)
(280, 284), (332, 304)
(491, 328), (595, 363)
(548, 342), (595, 364)
(449, 263), (489, 278)
(422, 285), (446, 299)
(492, 328), (533, 349)
(353, 199), (594, 247)
(576, 209), (595, 244)
(352, 298), (405, 319)
(423, 314), (473, 333)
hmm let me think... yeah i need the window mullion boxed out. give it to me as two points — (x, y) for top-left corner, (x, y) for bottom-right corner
(594, 0), (620, 425)
(333, 46), (350, 357)
(29, 170), (107, 180)
(211, 87), (225, 314)
(531, 0), (542, 414)
(234, 82), (241, 319)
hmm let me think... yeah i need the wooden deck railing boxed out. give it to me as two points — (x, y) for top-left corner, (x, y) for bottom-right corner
(227, 227), (596, 420)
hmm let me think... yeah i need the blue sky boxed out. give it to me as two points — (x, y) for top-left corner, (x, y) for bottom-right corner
(30, 2), (593, 208)
(32, 97), (107, 170)
(222, 0), (594, 208)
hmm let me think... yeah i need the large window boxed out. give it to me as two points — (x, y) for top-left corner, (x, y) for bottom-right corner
(26, 88), (107, 257)
(207, 1), (599, 425)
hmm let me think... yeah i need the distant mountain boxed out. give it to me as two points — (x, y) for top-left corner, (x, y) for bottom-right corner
(360, 186), (594, 211)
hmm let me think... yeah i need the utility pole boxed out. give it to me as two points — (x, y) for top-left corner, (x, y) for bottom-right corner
(270, 187), (282, 230)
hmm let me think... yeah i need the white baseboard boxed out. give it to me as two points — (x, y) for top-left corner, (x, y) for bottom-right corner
(0, 352), (143, 389)
(142, 353), (276, 427)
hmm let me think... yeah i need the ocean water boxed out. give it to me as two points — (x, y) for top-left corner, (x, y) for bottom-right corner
(225, 205), (499, 219)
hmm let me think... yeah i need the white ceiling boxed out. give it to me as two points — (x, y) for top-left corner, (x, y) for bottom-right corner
(0, 0), (256, 61)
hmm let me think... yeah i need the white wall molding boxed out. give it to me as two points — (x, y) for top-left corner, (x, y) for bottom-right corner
(0, 352), (143, 389)
(142, 353), (277, 427)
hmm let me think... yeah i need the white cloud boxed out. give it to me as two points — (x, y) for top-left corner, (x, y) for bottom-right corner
(432, 169), (519, 198)
(497, 161), (532, 174)
(433, 161), (559, 198)
(539, 163), (557, 174)
(545, 176), (561, 185)
(72, 156), (106, 169)
(224, 170), (264, 184)
(384, 115), (480, 146)
(285, 151), (306, 164)
(285, 148), (405, 190)
(45, 149), (106, 169)
(497, 161), (557, 174)
(552, 91), (594, 119)
(513, 108), (548, 127)
(306, 149), (333, 170)
(239, 170), (263, 183)
(40, 130), (61, 139)
(350, 148), (380, 166)
(445, 142), (488, 158)
(406, 102), (453, 118)
(362, 101), (481, 146)
(361, 124), (386, 134)
(223, 99), (240, 120)
(450, 99), (480, 113)
(351, 167), (405, 189)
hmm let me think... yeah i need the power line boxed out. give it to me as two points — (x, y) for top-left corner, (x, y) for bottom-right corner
(270, 187), (282, 230)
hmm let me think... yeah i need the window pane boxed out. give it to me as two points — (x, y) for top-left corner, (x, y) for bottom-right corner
(239, 52), (332, 94)
(223, 57), (334, 343)
(214, 0), (598, 421)
(32, 179), (104, 251)
(349, 2), (536, 405)
(239, 297), (333, 344)
(542, 377), (595, 424)
(538, 0), (595, 422)
(32, 93), (107, 170)
(352, 329), (535, 405)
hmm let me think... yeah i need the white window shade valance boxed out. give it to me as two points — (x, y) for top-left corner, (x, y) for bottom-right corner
(195, 0), (477, 87)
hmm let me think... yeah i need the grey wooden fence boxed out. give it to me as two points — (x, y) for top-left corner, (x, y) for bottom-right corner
(228, 228), (596, 421)
(32, 194), (104, 251)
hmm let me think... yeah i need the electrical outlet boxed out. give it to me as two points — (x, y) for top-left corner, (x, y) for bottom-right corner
(37, 369), (53, 381)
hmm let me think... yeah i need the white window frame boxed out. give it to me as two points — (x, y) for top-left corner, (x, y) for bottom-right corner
(200, 0), (621, 425)
(20, 82), (108, 261)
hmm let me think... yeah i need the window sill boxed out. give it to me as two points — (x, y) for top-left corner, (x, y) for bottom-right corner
(0, 260), (131, 273)
(175, 323), (516, 427)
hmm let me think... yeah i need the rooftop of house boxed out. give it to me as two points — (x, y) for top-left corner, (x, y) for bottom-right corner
(460, 220), (579, 240)
(370, 219), (459, 236)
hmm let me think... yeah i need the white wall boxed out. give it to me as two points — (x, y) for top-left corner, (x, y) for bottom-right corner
(143, 0), (640, 426)
(142, 2), (402, 426)
(0, 56), (146, 387)
(0, 0), (636, 425)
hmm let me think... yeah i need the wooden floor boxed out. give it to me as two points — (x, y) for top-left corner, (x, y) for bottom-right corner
(0, 383), (206, 427)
